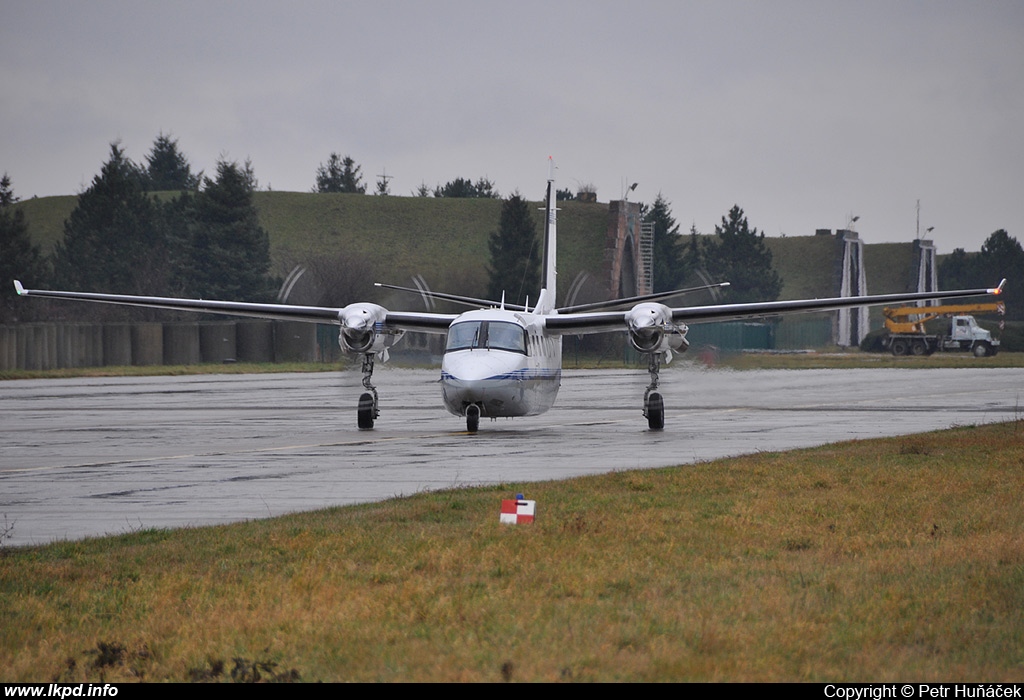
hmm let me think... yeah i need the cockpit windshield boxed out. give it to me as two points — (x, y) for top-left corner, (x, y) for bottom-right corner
(445, 321), (527, 354)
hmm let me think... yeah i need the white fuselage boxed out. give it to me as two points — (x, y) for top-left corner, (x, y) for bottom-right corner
(439, 308), (562, 419)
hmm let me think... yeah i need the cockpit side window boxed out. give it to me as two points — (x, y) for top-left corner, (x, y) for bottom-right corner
(445, 321), (527, 354)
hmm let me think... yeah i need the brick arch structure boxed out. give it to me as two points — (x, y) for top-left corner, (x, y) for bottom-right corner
(605, 200), (651, 299)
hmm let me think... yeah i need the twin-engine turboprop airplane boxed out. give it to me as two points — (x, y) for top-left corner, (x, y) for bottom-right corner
(13, 164), (1005, 432)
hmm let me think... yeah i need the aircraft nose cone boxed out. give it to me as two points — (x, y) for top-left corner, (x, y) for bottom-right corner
(343, 309), (370, 331)
(627, 310), (657, 331)
(442, 351), (524, 387)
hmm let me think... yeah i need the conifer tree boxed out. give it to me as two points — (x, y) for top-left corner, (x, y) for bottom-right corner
(315, 153), (365, 193)
(188, 159), (275, 301)
(486, 194), (539, 306)
(702, 205), (782, 303)
(52, 143), (166, 296)
(144, 133), (199, 191)
(0, 174), (47, 321)
(644, 193), (688, 292)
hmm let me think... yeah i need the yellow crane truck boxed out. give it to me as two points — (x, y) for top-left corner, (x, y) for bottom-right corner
(881, 302), (1004, 357)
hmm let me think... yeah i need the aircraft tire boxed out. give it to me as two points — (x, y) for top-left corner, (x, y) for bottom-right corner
(466, 404), (480, 433)
(357, 392), (375, 430)
(647, 392), (665, 431)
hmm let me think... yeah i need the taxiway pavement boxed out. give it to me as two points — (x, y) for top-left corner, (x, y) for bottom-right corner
(1, 366), (1019, 546)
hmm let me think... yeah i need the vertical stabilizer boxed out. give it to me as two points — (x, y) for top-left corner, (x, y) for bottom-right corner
(537, 158), (557, 314)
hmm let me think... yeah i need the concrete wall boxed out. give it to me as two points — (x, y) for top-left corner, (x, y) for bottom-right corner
(0, 320), (319, 371)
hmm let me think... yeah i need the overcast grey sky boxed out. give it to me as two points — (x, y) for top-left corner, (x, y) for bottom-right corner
(3, 0), (1022, 252)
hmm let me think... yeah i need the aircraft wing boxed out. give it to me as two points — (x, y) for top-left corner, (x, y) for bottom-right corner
(542, 283), (1005, 335)
(12, 281), (457, 331)
(381, 311), (458, 333)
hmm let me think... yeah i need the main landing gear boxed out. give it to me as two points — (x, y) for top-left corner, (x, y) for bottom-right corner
(357, 353), (379, 430)
(643, 353), (665, 431)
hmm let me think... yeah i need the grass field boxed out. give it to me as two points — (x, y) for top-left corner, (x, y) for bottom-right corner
(2, 420), (1022, 682)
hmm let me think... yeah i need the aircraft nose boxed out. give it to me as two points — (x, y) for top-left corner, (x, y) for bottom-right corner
(442, 351), (525, 389)
(627, 311), (658, 333)
(342, 308), (371, 331)
(632, 314), (656, 330)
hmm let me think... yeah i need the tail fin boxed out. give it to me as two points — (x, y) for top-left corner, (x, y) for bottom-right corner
(536, 158), (557, 314)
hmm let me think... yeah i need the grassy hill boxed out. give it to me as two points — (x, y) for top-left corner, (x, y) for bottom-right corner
(16, 192), (610, 305)
(16, 193), (939, 330)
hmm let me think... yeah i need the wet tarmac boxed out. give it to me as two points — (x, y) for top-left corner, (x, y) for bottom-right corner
(1, 365), (1019, 546)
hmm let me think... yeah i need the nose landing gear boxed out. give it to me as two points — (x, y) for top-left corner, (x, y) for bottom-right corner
(643, 353), (665, 431)
(357, 353), (379, 430)
(465, 404), (481, 433)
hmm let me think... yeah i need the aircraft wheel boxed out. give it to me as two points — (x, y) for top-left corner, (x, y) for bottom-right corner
(357, 392), (375, 430)
(647, 392), (665, 431)
(466, 404), (480, 433)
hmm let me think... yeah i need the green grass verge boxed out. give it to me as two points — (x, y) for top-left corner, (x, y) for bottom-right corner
(716, 350), (1024, 371)
(2, 421), (1022, 682)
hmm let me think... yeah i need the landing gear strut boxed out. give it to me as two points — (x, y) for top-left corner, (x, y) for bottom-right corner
(643, 353), (665, 430)
(357, 353), (379, 430)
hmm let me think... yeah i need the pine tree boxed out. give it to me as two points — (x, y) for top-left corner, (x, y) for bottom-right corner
(976, 229), (1022, 320)
(486, 194), (539, 306)
(0, 174), (47, 321)
(315, 153), (365, 193)
(0, 173), (19, 206)
(703, 205), (782, 303)
(144, 133), (199, 191)
(188, 160), (275, 301)
(51, 143), (167, 296)
(644, 193), (688, 292)
(434, 177), (499, 198)
(940, 230), (1021, 320)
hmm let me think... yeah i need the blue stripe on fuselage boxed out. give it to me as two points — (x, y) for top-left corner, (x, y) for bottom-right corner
(441, 368), (561, 382)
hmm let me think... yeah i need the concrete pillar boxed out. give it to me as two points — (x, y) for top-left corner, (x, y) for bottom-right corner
(163, 323), (200, 365)
(200, 322), (237, 363)
(0, 326), (12, 371)
(274, 321), (316, 362)
(132, 323), (164, 366)
(236, 321), (275, 363)
(103, 324), (133, 367)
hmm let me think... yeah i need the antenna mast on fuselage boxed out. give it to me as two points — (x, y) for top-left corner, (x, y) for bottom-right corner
(537, 157), (557, 313)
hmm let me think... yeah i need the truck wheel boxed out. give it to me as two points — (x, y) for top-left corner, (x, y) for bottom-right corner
(891, 339), (908, 356)
(911, 340), (927, 356)
(973, 342), (990, 358)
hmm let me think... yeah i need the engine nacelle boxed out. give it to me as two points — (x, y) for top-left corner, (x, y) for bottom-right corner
(625, 302), (689, 355)
(337, 303), (405, 355)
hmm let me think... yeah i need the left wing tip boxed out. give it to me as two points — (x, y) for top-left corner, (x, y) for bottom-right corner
(990, 278), (1007, 295)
